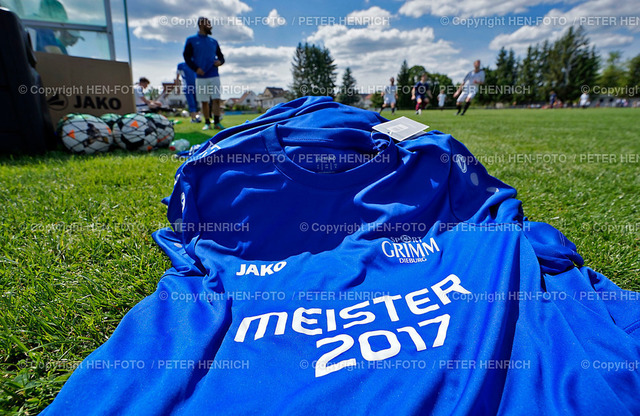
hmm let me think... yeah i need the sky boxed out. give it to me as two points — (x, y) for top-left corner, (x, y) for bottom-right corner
(104, 0), (640, 98)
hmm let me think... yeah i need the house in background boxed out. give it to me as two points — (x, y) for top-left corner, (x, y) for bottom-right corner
(258, 87), (288, 109)
(224, 97), (241, 108)
(159, 82), (185, 108)
(361, 93), (374, 109)
(224, 91), (258, 109)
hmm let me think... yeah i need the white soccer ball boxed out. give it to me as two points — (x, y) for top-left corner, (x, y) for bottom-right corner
(100, 113), (121, 131)
(57, 113), (112, 154)
(144, 113), (174, 148)
(113, 113), (158, 151)
(181, 110), (189, 118)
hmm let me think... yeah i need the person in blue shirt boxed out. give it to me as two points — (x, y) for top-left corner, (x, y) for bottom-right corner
(549, 90), (557, 109)
(183, 17), (225, 130)
(411, 73), (432, 115)
(176, 62), (200, 123)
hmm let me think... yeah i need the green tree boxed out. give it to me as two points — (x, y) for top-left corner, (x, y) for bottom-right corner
(544, 26), (599, 103)
(370, 92), (383, 110)
(515, 45), (542, 104)
(537, 40), (552, 101)
(598, 51), (626, 93)
(493, 47), (518, 103)
(476, 66), (496, 106)
(146, 87), (160, 100)
(337, 67), (360, 106)
(291, 44), (308, 98)
(290, 42), (337, 98)
(626, 53), (640, 97)
(396, 60), (412, 109)
(408, 65), (427, 84)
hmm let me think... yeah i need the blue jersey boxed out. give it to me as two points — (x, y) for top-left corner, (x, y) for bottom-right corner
(177, 62), (196, 86)
(414, 81), (430, 97)
(41, 97), (640, 415)
(183, 34), (224, 78)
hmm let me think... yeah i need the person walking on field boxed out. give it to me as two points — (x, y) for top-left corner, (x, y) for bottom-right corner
(183, 17), (225, 130)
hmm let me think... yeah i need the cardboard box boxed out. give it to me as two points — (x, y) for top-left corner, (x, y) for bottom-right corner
(34, 52), (135, 125)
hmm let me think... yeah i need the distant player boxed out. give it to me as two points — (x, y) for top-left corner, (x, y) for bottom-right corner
(380, 77), (398, 115)
(411, 74), (432, 115)
(579, 92), (590, 109)
(549, 91), (557, 109)
(454, 60), (485, 115)
(437, 88), (446, 111)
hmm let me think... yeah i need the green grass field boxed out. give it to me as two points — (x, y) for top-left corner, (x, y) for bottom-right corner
(0, 107), (639, 414)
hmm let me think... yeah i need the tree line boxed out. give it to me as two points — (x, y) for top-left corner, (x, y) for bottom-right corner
(290, 26), (640, 108)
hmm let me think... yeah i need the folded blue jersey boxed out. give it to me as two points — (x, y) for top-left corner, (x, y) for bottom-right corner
(41, 97), (640, 415)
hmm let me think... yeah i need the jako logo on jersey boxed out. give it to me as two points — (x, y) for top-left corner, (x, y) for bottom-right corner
(382, 236), (440, 263)
(236, 262), (287, 276)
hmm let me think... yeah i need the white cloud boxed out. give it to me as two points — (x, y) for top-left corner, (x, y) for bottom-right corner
(586, 33), (634, 48)
(128, 0), (254, 43)
(266, 9), (286, 28)
(399, 0), (557, 18)
(307, 25), (467, 90)
(130, 16), (253, 43)
(219, 46), (296, 94)
(489, 9), (565, 52)
(488, 0), (638, 55)
(346, 6), (392, 28)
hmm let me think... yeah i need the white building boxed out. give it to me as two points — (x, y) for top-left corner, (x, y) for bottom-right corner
(159, 82), (186, 108)
(225, 91), (258, 109)
(258, 87), (288, 109)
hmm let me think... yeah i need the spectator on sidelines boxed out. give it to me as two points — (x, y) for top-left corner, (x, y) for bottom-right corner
(134, 77), (162, 113)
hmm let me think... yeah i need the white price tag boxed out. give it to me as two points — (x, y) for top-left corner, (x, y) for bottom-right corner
(373, 117), (429, 141)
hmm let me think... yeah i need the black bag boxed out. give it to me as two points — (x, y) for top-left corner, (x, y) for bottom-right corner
(0, 8), (56, 155)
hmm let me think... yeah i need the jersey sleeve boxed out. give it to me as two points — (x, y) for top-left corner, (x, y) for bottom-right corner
(182, 40), (198, 73)
(522, 220), (640, 338)
(216, 43), (225, 65)
(445, 134), (522, 224)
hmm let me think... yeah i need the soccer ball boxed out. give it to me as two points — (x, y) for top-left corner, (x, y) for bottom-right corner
(57, 113), (112, 154)
(55, 113), (82, 136)
(100, 113), (121, 130)
(181, 110), (189, 118)
(145, 113), (174, 148)
(113, 113), (158, 151)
